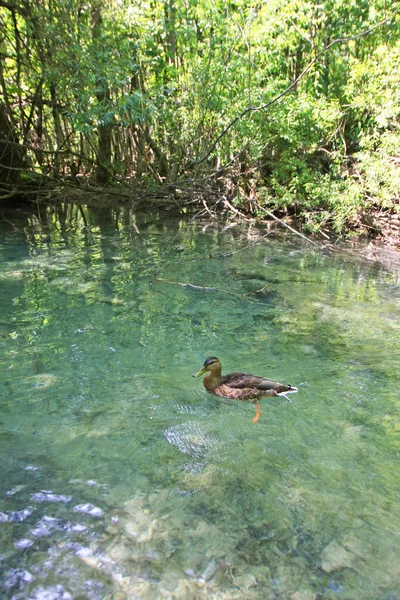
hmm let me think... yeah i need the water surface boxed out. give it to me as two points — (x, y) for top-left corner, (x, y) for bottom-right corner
(1, 204), (399, 599)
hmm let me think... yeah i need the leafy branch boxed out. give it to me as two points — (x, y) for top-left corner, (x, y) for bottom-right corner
(189, 12), (398, 167)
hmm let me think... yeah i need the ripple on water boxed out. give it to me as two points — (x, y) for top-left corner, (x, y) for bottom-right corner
(1, 499), (108, 599)
(164, 421), (219, 458)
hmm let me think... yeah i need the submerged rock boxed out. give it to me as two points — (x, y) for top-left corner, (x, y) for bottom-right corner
(14, 538), (34, 550)
(158, 571), (207, 599)
(31, 491), (72, 503)
(6, 485), (26, 496)
(112, 575), (153, 600)
(291, 592), (317, 600)
(73, 503), (103, 518)
(30, 523), (52, 538)
(120, 494), (168, 545)
(66, 522), (87, 533)
(234, 571), (258, 591)
(321, 540), (353, 573)
(342, 533), (371, 560)
(28, 584), (72, 600)
(201, 560), (218, 581)
(3, 568), (35, 590)
(10, 508), (34, 521)
(28, 374), (58, 389)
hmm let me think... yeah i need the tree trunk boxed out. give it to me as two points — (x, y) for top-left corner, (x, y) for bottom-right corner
(91, 3), (112, 186)
(50, 83), (64, 172)
(167, 0), (177, 65)
(164, 0), (177, 73)
(0, 102), (24, 185)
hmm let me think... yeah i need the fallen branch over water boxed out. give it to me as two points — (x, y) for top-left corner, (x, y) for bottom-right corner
(260, 208), (320, 247)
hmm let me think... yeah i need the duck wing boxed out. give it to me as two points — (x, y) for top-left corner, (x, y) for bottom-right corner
(222, 372), (291, 392)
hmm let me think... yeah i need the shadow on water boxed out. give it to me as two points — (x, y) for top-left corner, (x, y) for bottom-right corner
(1, 203), (400, 599)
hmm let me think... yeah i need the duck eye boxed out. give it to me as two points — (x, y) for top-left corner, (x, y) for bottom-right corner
(204, 356), (219, 367)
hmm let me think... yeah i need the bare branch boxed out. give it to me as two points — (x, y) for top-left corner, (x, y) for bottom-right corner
(258, 208), (320, 247)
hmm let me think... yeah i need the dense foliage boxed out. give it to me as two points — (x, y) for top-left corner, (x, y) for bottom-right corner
(0, 0), (399, 235)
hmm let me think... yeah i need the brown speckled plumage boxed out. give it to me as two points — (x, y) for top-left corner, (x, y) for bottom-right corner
(193, 357), (297, 422)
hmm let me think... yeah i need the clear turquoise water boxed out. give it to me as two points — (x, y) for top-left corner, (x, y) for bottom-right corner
(1, 204), (400, 599)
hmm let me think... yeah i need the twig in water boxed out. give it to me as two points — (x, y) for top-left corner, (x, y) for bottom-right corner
(246, 284), (269, 297)
(153, 276), (254, 303)
(205, 232), (273, 259)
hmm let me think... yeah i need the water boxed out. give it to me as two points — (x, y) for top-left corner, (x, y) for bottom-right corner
(0, 204), (400, 599)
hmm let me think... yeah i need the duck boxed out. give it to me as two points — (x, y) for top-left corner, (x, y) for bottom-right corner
(193, 356), (297, 423)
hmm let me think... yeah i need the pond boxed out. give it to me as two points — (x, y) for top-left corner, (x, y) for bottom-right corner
(0, 203), (399, 600)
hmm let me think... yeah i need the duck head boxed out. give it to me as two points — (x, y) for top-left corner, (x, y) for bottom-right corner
(192, 356), (222, 378)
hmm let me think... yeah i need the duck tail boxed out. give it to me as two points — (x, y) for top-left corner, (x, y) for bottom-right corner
(277, 385), (298, 397)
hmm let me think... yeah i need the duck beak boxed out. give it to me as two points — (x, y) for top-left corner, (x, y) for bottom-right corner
(193, 365), (207, 378)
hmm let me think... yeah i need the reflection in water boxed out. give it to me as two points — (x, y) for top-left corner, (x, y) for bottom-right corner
(0, 203), (400, 599)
